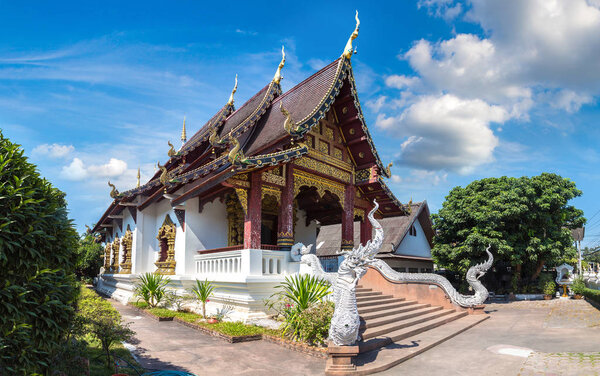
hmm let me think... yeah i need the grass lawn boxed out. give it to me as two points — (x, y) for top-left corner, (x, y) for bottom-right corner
(130, 301), (280, 337)
(83, 333), (143, 376)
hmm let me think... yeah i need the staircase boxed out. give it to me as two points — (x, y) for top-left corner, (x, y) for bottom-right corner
(337, 286), (489, 375)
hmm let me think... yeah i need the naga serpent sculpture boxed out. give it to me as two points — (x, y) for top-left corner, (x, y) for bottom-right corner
(299, 199), (494, 346)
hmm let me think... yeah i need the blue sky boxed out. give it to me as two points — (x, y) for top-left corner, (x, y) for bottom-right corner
(2, 0), (600, 248)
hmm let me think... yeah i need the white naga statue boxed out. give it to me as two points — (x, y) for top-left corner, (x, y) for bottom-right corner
(298, 199), (494, 346)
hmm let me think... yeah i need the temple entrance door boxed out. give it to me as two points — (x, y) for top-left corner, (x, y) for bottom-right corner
(295, 186), (343, 230)
(261, 195), (279, 246)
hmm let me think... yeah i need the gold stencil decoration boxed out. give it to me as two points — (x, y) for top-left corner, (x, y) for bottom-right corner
(333, 148), (343, 160)
(354, 208), (365, 221)
(356, 168), (371, 182)
(294, 156), (352, 183)
(226, 193), (244, 246)
(103, 243), (112, 271)
(155, 215), (176, 275)
(319, 140), (330, 154)
(120, 226), (133, 274)
(263, 172), (285, 186)
(324, 126), (334, 141)
(111, 236), (120, 273)
(234, 188), (248, 215)
(261, 186), (281, 203)
(293, 170), (344, 207)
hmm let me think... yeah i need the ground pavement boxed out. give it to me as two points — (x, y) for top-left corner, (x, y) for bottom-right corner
(111, 298), (600, 375)
(110, 300), (325, 375)
(381, 299), (600, 376)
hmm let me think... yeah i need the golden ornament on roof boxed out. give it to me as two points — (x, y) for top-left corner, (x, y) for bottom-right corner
(273, 46), (286, 84)
(227, 74), (238, 105)
(136, 167), (141, 188)
(108, 180), (119, 199)
(167, 141), (176, 157)
(342, 10), (360, 59)
(385, 162), (393, 177)
(280, 102), (302, 137)
(181, 117), (187, 143)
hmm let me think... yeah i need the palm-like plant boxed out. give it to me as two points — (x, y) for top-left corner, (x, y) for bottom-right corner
(191, 279), (215, 318)
(274, 274), (331, 338)
(134, 272), (171, 308)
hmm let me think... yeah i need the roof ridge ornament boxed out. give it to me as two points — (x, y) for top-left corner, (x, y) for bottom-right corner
(273, 46), (286, 84)
(136, 167), (141, 188)
(227, 74), (238, 105)
(384, 161), (392, 177)
(108, 180), (119, 199)
(167, 141), (177, 157)
(342, 10), (360, 59)
(181, 116), (187, 143)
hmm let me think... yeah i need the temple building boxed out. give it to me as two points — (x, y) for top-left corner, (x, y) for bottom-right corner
(316, 201), (434, 273)
(92, 15), (416, 319)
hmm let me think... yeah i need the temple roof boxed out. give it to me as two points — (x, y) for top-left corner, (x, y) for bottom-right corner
(92, 52), (407, 235)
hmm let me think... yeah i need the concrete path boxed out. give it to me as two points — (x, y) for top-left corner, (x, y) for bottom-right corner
(381, 299), (600, 375)
(110, 300), (325, 375)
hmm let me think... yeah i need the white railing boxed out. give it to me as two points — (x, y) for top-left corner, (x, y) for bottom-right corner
(194, 248), (299, 279)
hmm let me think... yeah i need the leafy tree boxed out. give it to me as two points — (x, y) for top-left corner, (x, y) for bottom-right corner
(0, 132), (79, 374)
(582, 246), (600, 265)
(432, 173), (584, 283)
(75, 231), (104, 280)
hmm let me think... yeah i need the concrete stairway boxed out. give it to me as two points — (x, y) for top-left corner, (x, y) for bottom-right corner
(348, 286), (489, 375)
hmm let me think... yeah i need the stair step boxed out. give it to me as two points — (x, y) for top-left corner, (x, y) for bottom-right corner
(359, 311), (468, 353)
(361, 309), (457, 340)
(356, 295), (393, 303)
(360, 303), (431, 321)
(356, 287), (372, 293)
(356, 291), (383, 298)
(356, 297), (405, 308)
(358, 300), (419, 314)
(360, 306), (443, 329)
(351, 314), (489, 375)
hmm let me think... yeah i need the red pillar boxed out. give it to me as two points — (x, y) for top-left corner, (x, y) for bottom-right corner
(360, 211), (372, 245)
(341, 184), (355, 251)
(244, 171), (262, 249)
(277, 166), (295, 251)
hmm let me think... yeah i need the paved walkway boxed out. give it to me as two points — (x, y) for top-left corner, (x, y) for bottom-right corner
(110, 300), (325, 375)
(381, 299), (600, 375)
(112, 298), (600, 375)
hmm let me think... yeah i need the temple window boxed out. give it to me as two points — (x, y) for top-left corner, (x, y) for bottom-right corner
(155, 215), (176, 275)
(226, 193), (244, 246)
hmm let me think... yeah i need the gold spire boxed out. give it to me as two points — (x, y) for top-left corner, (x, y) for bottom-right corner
(273, 46), (286, 84)
(181, 116), (187, 143)
(342, 10), (360, 59)
(227, 74), (238, 105)
(136, 167), (141, 188)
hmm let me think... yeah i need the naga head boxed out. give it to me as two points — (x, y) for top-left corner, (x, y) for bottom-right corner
(466, 245), (494, 281)
(337, 199), (382, 268)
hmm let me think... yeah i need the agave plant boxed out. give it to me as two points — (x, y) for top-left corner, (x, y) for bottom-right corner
(134, 272), (171, 308)
(273, 274), (331, 338)
(191, 279), (215, 318)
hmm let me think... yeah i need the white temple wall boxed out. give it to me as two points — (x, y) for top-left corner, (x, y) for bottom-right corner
(395, 219), (431, 258)
(131, 208), (143, 274)
(185, 197), (228, 275)
(295, 209), (318, 247)
(141, 204), (158, 274)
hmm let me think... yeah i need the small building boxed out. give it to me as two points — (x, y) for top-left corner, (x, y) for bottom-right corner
(316, 202), (434, 273)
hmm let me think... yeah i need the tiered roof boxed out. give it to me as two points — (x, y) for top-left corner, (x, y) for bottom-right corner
(92, 16), (409, 236)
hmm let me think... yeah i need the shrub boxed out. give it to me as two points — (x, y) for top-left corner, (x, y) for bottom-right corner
(79, 288), (134, 368)
(134, 272), (170, 308)
(271, 274), (331, 341)
(543, 281), (557, 296)
(295, 301), (335, 346)
(572, 277), (586, 295)
(191, 279), (215, 318)
(75, 232), (104, 280)
(0, 132), (79, 374)
(583, 288), (600, 305)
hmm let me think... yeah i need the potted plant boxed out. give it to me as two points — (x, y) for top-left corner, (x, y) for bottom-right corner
(206, 316), (219, 324)
(543, 281), (556, 300)
(571, 277), (585, 299)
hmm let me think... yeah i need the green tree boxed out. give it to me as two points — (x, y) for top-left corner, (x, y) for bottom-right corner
(0, 132), (79, 374)
(432, 173), (585, 283)
(75, 231), (104, 280)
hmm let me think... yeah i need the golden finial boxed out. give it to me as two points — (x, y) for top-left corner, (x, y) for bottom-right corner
(167, 141), (176, 157)
(342, 10), (360, 59)
(227, 74), (238, 105)
(273, 46), (286, 84)
(136, 167), (141, 188)
(181, 117), (187, 143)
(108, 180), (119, 199)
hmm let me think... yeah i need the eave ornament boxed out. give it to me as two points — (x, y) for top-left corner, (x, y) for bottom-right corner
(167, 141), (177, 157)
(108, 180), (120, 199)
(384, 162), (393, 177)
(157, 161), (173, 192)
(228, 137), (250, 167)
(341, 11), (360, 60)
(227, 74), (238, 105)
(280, 102), (302, 138)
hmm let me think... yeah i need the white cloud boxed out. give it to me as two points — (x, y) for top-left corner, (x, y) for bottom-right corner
(418, 0), (463, 20)
(60, 157), (128, 181)
(307, 58), (328, 71)
(32, 143), (74, 158)
(377, 94), (506, 174)
(385, 75), (420, 90)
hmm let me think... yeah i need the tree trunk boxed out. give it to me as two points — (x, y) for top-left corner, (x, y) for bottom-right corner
(531, 259), (545, 281)
(202, 301), (206, 319)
